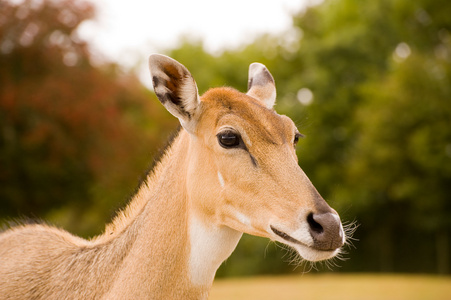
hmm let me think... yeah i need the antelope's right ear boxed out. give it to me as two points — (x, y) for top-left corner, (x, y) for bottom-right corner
(247, 63), (276, 109)
(149, 54), (200, 133)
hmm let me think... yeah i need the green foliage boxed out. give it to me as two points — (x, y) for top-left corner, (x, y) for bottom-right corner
(216, 235), (294, 277)
(282, 0), (451, 273)
(0, 0), (177, 236)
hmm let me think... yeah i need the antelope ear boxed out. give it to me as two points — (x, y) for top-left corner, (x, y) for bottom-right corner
(149, 54), (200, 133)
(247, 63), (276, 109)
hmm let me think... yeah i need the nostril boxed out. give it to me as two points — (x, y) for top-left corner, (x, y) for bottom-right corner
(307, 212), (344, 251)
(307, 212), (323, 234)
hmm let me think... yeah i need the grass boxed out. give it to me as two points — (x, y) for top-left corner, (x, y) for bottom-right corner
(209, 273), (451, 300)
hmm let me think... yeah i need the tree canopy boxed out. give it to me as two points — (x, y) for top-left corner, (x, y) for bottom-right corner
(0, 0), (177, 236)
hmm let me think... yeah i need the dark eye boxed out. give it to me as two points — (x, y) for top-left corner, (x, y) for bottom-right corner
(294, 132), (303, 147)
(217, 131), (241, 148)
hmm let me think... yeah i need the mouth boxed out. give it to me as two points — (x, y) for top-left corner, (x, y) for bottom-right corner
(270, 225), (309, 247)
(270, 225), (340, 262)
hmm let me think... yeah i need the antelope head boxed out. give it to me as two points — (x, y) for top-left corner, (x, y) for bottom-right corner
(149, 54), (345, 263)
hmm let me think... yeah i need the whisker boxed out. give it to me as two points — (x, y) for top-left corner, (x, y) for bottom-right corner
(343, 220), (359, 249)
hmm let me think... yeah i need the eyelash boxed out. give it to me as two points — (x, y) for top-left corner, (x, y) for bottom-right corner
(294, 132), (303, 146)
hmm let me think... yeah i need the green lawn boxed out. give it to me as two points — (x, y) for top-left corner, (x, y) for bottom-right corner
(210, 273), (451, 300)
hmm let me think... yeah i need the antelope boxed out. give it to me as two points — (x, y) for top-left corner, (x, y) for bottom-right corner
(0, 54), (346, 299)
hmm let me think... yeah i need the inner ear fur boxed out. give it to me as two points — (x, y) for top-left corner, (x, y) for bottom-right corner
(247, 63), (277, 109)
(149, 54), (200, 132)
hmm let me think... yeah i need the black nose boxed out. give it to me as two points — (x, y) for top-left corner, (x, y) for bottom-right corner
(307, 212), (344, 251)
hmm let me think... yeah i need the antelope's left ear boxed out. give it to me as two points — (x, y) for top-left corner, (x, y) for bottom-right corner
(149, 54), (200, 133)
(247, 63), (276, 109)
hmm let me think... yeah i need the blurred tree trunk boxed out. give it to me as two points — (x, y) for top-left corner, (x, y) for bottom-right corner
(436, 230), (449, 274)
(379, 228), (394, 272)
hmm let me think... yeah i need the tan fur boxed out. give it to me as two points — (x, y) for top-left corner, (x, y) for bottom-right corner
(0, 131), (204, 299)
(0, 56), (345, 299)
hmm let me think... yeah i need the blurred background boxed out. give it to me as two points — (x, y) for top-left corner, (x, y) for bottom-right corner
(1, 0), (450, 278)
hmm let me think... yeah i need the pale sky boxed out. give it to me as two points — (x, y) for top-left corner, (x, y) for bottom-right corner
(79, 0), (311, 68)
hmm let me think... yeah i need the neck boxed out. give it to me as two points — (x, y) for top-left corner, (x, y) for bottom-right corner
(96, 130), (242, 299)
(188, 214), (242, 286)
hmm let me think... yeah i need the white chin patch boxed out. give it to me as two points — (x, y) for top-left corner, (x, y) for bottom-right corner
(294, 244), (339, 262)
